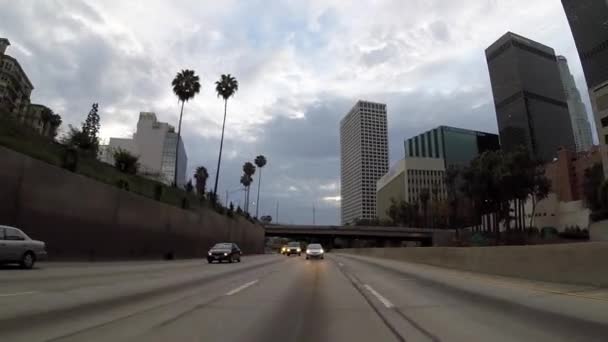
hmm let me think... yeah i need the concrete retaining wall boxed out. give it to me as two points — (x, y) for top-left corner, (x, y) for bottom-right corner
(590, 220), (608, 241)
(0, 146), (265, 260)
(339, 242), (608, 286)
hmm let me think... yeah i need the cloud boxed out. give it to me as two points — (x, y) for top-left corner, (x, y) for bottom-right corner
(0, 0), (593, 225)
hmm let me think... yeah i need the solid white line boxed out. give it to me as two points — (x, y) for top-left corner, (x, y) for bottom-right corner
(0, 291), (39, 297)
(226, 280), (258, 296)
(338, 262), (344, 267)
(364, 284), (394, 308)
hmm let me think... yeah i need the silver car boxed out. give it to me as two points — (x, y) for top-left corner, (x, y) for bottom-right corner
(305, 243), (325, 260)
(0, 225), (47, 269)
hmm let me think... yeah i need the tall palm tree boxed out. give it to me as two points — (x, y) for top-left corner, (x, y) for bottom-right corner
(194, 166), (209, 201)
(240, 173), (253, 213)
(172, 69), (201, 187)
(40, 108), (53, 136)
(242, 162), (256, 213)
(419, 188), (430, 227)
(254, 155), (267, 217)
(213, 74), (239, 199)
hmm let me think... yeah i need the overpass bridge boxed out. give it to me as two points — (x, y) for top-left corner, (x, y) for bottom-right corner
(264, 225), (455, 248)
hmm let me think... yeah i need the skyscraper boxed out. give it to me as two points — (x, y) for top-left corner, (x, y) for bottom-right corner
(340, 100), (389, 225)
(557, 56), (594, 152)
(485, 32), (575, 162)
(561, 0), (608, 175)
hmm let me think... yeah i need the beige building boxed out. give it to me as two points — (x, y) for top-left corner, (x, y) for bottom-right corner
(376, 157), (446, 221)
(100, 112), (188, 187)
(0, 38), (33, 117)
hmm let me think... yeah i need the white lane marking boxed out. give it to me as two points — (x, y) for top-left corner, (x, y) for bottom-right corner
(364, 284), (394, 308)
(0, 291), (39, 297)
(338, 262), (344, 267)
(226, 280), (258, 296)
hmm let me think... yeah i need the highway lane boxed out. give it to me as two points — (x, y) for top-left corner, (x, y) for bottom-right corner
(0, 253), (607, 341)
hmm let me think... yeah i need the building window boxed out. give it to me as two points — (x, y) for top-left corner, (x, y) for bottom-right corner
(602, 116), (608, 128)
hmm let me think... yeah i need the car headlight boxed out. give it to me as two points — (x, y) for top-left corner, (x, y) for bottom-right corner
(306, 250), (310, 254)
(224, 252), (228, 256)
(320, 249), (324, 253)
(208, 252), (212, 256)
(297, 248), (301, 252)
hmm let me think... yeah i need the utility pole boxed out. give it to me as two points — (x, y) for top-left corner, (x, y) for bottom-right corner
(313, 203), (316, 225)
(276, 201), (279, 224)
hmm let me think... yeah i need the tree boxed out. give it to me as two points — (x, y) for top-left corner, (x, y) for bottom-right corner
(528, 165), (551, 229)
(583, 163), (604, 211)
(194, 166), (209, 201)
(242, 162), (256, 212)
(445, 166), (460, 229)
(172, 70), (201, 187)
(113, 148), (139, 174)
(185, 179), (194, 193)
(419, 188), (430, 227)
(62, 125), (96, 156)
(82, 103), (100, 155)
(254, 155), (267, 218)
(240, 173), (253, 213)
(40, 107), (53, 136)
(48, 113), (62, 138)
(386, 198), (400, 225)
(212, 74), (239, 198)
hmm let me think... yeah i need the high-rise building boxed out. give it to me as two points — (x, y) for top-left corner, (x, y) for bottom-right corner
(0, 38), (33, 117)
(340, 100), (389, 225)
(376, 158), (446, 222)
(561, 0), (608, 176)
(557, 56), (594, 152)
(100, 112), (188, 187)
(404, 125), (500, 169)
(485, 32), (575, 162)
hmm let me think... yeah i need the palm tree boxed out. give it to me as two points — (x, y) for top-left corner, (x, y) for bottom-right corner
(213, 74), (239, 199)
(242, 162), (256, 213)
(172, 69), (201, 187)
(419, 188), (430, 227)
(254, 155), (267, 217)
(194, 166), (209, 201)
(445, 166), (459, 229)
(46, 113), (62, 138)
(40, 108), (53, 136)
(240, 173), (253, 213)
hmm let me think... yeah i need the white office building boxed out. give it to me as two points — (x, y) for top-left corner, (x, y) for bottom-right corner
(340, 100), (389, 224)
(557, 56), (594, 152)
(100, 112), (187, 187)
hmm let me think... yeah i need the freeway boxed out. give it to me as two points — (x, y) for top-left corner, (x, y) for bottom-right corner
(0, 254), (607, 341)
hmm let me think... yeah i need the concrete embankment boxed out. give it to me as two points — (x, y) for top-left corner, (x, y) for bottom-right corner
(338, 242), (608, 286)
(0, 146), (265, 260)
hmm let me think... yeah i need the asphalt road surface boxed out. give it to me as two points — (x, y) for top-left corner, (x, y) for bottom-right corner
(1, 253), (607, 342)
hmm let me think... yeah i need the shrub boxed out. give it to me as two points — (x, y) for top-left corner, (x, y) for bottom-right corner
(181, 197), (189, 209)
(116, 179), (130, 191)
(540, 226), (558, 239)
(154, 184), (163, 201)
(113, 148), (139, 174)
(61, 147), (78, 172)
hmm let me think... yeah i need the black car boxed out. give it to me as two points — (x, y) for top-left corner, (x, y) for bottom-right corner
(207, 242), (242, 263)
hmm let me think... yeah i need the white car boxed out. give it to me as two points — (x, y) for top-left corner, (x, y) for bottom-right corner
(0, 225), (47, 269)
(305, 243), (324, 260)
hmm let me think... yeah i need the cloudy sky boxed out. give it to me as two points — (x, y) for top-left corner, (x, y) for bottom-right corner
(0, 0), (596, 225)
